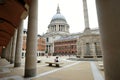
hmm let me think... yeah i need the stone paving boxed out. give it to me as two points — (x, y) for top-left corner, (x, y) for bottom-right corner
(0, 56), (104, 80)
(90, 62), (104, 80)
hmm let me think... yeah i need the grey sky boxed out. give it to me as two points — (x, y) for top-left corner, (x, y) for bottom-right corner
(24, 0), (98, 35)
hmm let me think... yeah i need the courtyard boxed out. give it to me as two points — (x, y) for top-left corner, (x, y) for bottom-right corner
(0, 56), (104, 80)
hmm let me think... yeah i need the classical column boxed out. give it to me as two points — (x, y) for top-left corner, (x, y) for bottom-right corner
(56, 25), (58, 31)
(14, 21), (23, 67)
(1, 46), (6, 58)
(4, 42), (10, 60)
(10, 29), (17, 64)
(83, 0), (90, 31)
(8, 38), (13, 62)
(5, 38), (13, 62)
(96, 0), (120, 80)
(24, 0), (38, 77)
(65, 26), (66, 31)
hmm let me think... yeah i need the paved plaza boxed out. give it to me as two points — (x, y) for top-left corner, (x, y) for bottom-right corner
(0, 56), (104, 80)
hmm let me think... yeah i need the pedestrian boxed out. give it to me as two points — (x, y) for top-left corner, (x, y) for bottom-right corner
(54, 56), (59, 62)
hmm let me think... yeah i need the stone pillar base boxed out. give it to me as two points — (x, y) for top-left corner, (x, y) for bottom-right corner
(1, 56), (5, 58)
(24, 69), (36, 77)
(10, 60), (14, 64)
(14, 63), (21, 67)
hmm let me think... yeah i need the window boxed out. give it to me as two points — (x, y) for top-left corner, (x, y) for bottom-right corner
(46, 37), (49, 42)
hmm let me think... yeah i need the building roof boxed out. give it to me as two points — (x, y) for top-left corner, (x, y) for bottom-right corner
(51, 5), (67, 23)
(0, 0), (28, 46)
(55, 35), (79, 42)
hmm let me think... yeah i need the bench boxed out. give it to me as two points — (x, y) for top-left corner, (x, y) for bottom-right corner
(45, 62), (63, 67)
(37, 60), (41, 63)
(98, 63), (104, 70)
(98, 63), (103, 67)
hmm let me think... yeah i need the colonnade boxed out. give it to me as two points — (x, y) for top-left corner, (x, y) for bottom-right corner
(48, 24), (69, 32)
(24, 0), (38, 77)
(0, 0), (120, 79)
(1, 0), (38, 77)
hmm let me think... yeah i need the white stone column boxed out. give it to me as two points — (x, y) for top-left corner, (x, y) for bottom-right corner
(14, 21), (23, 67)
(10, 29), (17, 64)
(65, 26), (66, 32)
(83, 0), (90, 31)
(56, 25), (58, 31)
(24, 0), (38, 77)
(5, 38), (13, 62)
(96, 0), (120, 80)
(8, 37), (13, 62)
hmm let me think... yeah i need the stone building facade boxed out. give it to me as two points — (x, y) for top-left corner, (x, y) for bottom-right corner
(53, 28), (102, 59)
(43, 5), (102, 59)
(77, 29), (102, 58)
(54, 34), (79, 56)
(43, 5), (70, 55)
(75, 0), (102, 59)
(0, 0), (119, 79)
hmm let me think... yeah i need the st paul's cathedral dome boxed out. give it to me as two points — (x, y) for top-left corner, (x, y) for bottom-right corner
(47, 5), (69, 33)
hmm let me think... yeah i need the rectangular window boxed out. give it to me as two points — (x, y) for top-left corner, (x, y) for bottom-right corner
(46, 37), (49, 42)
